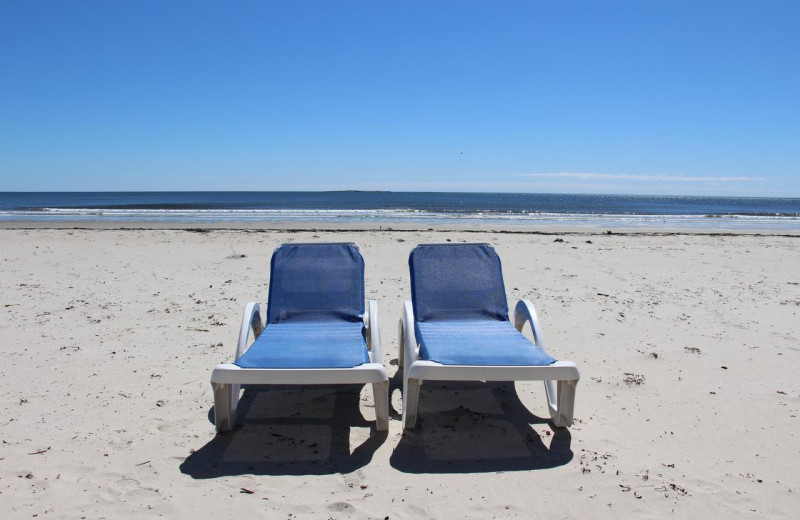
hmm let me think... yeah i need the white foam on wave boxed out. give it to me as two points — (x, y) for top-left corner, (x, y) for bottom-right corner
(0, 207), (798, 230)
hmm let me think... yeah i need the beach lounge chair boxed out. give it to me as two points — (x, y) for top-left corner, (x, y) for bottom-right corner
(210, 242), (389, 432)
(398, 243), (579, 429)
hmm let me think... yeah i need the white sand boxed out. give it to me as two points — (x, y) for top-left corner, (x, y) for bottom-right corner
(1, 227), (798, 518)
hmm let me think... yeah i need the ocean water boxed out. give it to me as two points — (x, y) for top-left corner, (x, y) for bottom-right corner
(1, 191), (799, 231)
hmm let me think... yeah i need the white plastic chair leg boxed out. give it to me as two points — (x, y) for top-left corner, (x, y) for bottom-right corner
(372, 380), (390, 431)
(212, 382), (237, 432)
(403, 377), (421, 429)
(544, 379), (577, 427)
(397, 318), (405, 369)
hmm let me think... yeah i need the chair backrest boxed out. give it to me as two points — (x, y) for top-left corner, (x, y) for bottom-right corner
(267, 243), (365, 324)
(409, 243), (509, 323)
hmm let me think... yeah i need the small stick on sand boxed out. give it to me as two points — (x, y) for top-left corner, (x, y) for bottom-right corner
(28, 447), (50, 455)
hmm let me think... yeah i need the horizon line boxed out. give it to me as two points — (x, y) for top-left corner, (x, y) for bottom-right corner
(1, 189), (799, 200)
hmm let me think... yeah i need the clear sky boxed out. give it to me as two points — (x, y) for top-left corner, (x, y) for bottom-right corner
(1, 1), (798, 196)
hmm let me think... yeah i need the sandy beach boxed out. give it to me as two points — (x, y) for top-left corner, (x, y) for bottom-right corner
(1, 225), (798, 518)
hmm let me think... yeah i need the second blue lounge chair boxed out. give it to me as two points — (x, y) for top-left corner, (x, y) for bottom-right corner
(398, 243), (580, 429)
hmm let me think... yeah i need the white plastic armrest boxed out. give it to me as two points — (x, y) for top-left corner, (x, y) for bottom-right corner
(514, 300), (547, 350)
(366, 299), (382, 362)
(235, 302), (263, 362)
(403, 300), (419, 365)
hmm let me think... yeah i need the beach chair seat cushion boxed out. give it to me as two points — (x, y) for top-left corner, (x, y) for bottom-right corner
(415, 319), (556, 366)
(235, 321), (370, 369)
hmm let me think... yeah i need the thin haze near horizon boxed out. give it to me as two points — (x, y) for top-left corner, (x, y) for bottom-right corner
(1, 1), (798, 197)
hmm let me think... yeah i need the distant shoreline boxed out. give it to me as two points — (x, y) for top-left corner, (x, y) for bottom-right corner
(323, 190), (393, 193)
(0, 219), (797, 236)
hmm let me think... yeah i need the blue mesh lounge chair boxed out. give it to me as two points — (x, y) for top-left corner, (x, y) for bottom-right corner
(398, 243), (579, 429)
(210, 243), (389, 432)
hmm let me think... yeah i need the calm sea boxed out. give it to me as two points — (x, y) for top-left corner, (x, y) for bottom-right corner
(1, 191), (799, 231)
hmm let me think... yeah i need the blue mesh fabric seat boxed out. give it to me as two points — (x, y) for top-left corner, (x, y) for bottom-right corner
(235, 321), (370, 368)
(409, 244), (555, 366)
(415, 320), (555, 366)
(235, 243), (369, 369)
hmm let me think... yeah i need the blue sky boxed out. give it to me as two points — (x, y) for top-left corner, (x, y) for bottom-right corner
(1, 1), (798, 196)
